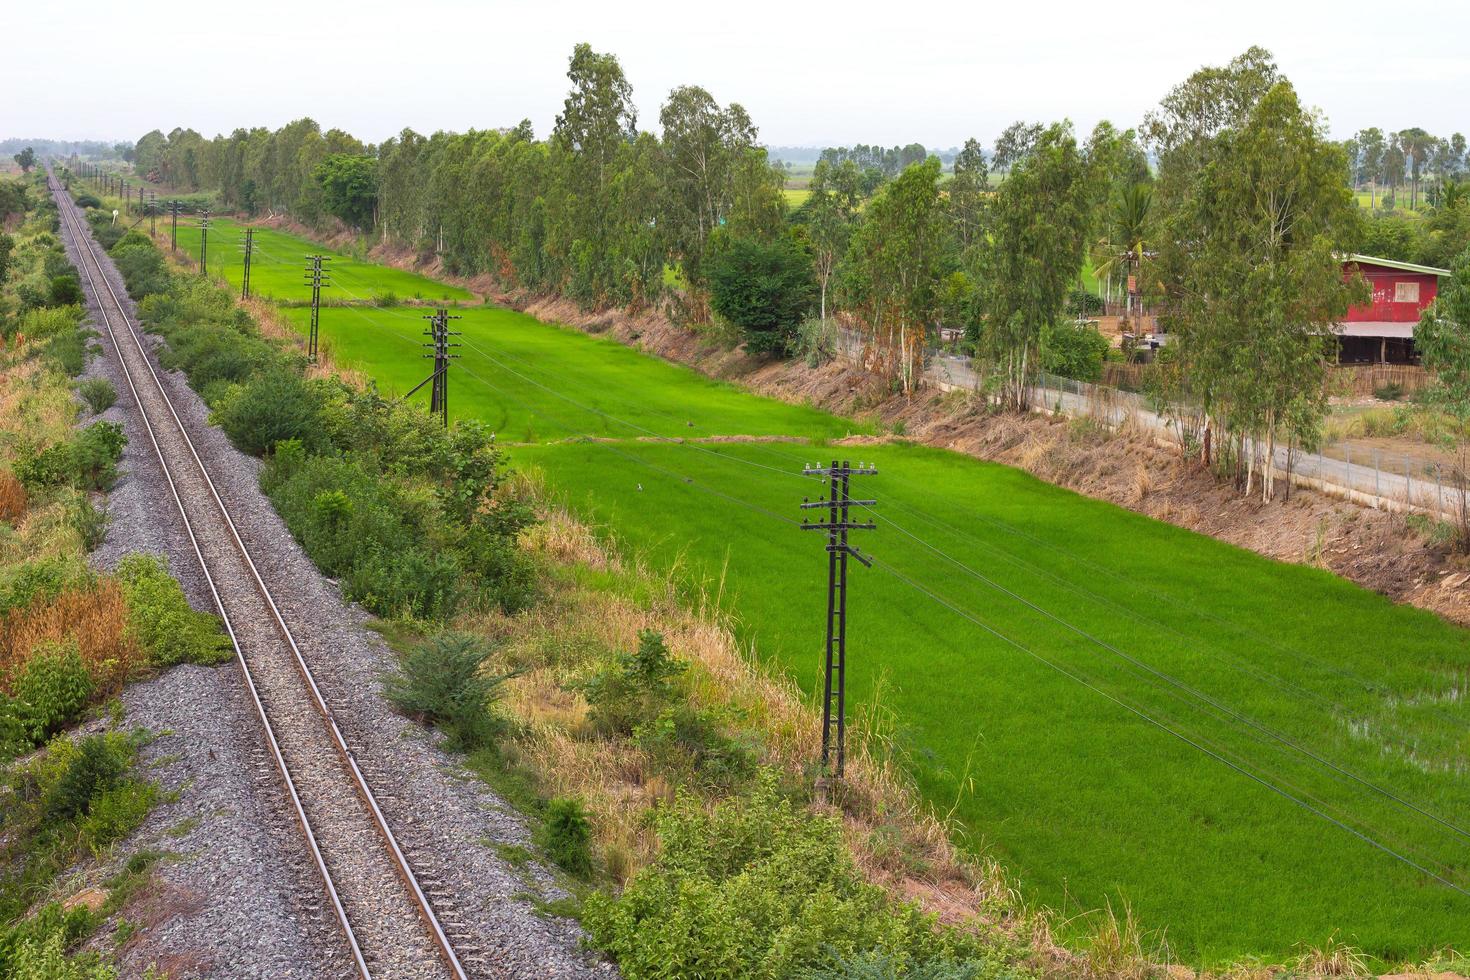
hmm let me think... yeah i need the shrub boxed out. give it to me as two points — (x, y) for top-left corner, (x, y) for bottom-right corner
(384, 632), (511, 751)
(76, 377), (116, 414)
(74, 193), (102, 209)
(48, 275), (82, 307)
(1373, 381), (1405, 401)
(0, 555), (94, 614)
(634, 705), (757, 789)
(10, 641), (94, 745)
(1040, 318), (1110, 382)
(78, 778), (158, 856)
(582, 773), (990, 980)
(0, 903), (103, 980)
(372, 290), (399, 308)
(43, 326), (88, 376)
(1065, 287), (1105, 318)
(70, 422), (126, 490)
(19, 304), (81, 340)
(108, 233), (169, 300)
(538, 797), (593, 877)
(581, 630), (686, 736)
(43, 732), (128, 822)
(707, 234), (817, 355)
(115, 553), (231, 667)
(795, 317), (838, 368)
(213, 367), (324, 455)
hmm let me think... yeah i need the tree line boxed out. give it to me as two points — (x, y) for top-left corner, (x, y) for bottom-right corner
(129, 44), (1374, 502)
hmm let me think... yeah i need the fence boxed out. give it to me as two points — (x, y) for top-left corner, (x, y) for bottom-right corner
(832, 330), (1464, 521)
(1330, 363), (1430, 398)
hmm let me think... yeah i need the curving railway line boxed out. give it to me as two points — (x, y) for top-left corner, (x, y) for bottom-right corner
(48, 173), (471, 980)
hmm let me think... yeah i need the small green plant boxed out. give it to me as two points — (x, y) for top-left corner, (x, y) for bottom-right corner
(70, 495), (109, 551)
(538, 796), (594, 877)
(580, 630), (685, 736)
(11, 641), (94, 745)
(371, 290), (400, 308)
(43, 733), (129, 823)
(384, 632), (512, 751)
(79, 779), (159, 857)
(76, 378), (116, 415)
(115, 553), (231, 667)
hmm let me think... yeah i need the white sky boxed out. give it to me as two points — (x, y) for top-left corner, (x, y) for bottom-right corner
(5, 0), (1468, 150)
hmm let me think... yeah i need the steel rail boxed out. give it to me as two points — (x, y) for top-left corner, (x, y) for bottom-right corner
(49, 173), (468, 980)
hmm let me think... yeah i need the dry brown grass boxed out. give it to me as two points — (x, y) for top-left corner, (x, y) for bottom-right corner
(0, 470), (26, 522)
(0, 580), (143, 695)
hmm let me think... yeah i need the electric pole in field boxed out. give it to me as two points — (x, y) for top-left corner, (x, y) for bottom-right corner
(800, 460), (877, 778)
(147, 193), (157, 237)
(304, 255), (331, 361)
(421, 308), (461, 427)
(240, 228), (255, 300)
(168, 201), (181, 252)
(198, 209), (211, 274)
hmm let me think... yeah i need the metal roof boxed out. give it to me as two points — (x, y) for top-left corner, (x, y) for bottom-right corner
(1334, 321), (1416, 339)
(1345, 254), (1451, 277)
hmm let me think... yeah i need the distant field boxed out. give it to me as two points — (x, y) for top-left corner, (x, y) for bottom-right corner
(169, 217), (474, 304)
(200, 216), (1470, 963)
(783, 188), (811, 207)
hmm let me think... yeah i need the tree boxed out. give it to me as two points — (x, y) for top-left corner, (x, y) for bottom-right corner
(1091, 182), (1154, 319)
(659, 85), (757, 288)
(707, 234), (815, 354)
(1415, 248), (1470, 546)
(840, 157), (947, 394)
(990, 122), (1043, 175)
(946, 138), (988, 250)
(315, 154), (378, 229)
(803, 159), (861, 321)
(12, 147), (35, 173)
(974, 124), (1092, 410)
(1158, 80), (1366, 501)
(1399, 127), (1435, 210)
(1354, 128), (1386, 208)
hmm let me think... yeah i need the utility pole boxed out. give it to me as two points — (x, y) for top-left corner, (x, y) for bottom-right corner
(198, 209), (211, 274)
(799, 460), (877, 779)
(148, 193), (158, 237)
(304, 255), (331, 361)
(421, 308), (462, 427)
(240, 228), (255, 300)
(169, 201), (181, 252)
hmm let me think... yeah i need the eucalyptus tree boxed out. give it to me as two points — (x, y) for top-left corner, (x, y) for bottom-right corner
(974, 124), (1092, 410)
(1160, 80), (1366, 501)
(659, 85), (757, 288)
(804, 159), (861, 321)
(1353, 127), (1386, 207)
(840, 157), (946, 394)
(1415, 249), (1470, 544)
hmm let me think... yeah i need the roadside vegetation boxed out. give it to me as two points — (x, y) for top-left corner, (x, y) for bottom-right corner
(0, 172), (229, 975)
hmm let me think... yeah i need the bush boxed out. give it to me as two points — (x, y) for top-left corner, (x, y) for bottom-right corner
(78, 779), (158, 856)
(581, 630), (686, 736)
(538, 797), (593, 876)
(582, 773), (991, 980)
(43, 325), (88, 376)
(48, 275), (82, 307)
(384, 632), (510, 751)
(708, 234), (817, 355)
(70, 422), (126, 490)
(108, 233), (169, 300)
(10, 641), (94, 745)
(42, 733), (128, 822)
(263, 448), (463, 619)
(0, 903), (103, 980)
(213, 367), (324, 455)
(1040, 317), (1111, 383)
(115, 553), (231, 667)
(0, 556), (94, 614)
(634, 705), (757, 789)
(73, 193), (102, 209)
(1373, 381), (1405, 401)
(76, 377), (116, 414)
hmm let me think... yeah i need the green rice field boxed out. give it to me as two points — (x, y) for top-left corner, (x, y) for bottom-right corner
(230, 221), (1470, 963)
(170, 216), (474, 304)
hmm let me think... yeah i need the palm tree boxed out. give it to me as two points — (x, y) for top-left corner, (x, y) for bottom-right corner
(1091, 182), (1153, 320)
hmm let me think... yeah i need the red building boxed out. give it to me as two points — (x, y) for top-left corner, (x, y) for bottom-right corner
(1336, 254), (1449, 364)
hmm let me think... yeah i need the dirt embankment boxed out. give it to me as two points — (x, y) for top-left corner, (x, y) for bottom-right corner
(238, 222), (1470, 628)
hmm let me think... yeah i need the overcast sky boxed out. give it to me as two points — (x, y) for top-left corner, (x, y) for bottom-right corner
(5, 0), (1467, 151)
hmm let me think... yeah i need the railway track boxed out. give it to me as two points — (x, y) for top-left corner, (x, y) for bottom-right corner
(49, 174), (471, 980)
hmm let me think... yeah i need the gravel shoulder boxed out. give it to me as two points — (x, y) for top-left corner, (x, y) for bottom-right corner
(56, 193), (611, 979)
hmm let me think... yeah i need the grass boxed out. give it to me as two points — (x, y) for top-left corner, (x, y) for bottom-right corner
(167, 217), (476, 305)
(272, 303), (859, 443)
(224, 216), (1470, 964)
